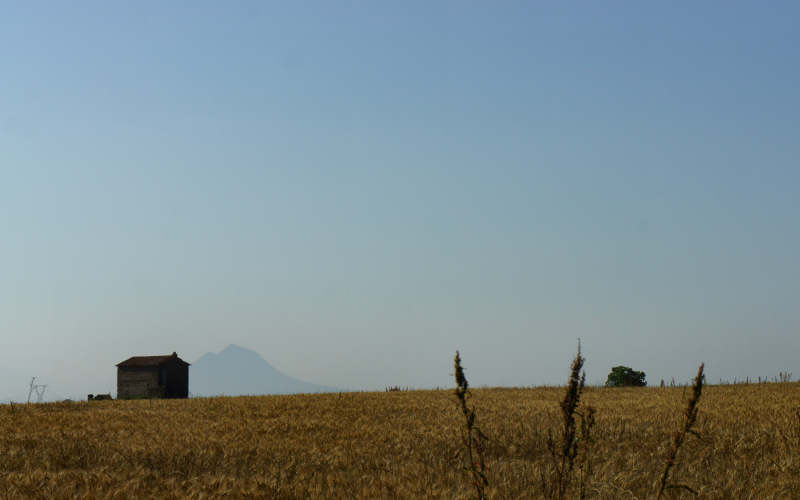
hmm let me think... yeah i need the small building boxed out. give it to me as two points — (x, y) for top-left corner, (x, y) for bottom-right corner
(116, 352), (190, 399)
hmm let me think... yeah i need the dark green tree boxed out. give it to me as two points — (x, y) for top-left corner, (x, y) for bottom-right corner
(605, 366), (646, 387)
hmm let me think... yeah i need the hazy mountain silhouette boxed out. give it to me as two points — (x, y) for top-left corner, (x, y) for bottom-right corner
(190, 344), (337, 396)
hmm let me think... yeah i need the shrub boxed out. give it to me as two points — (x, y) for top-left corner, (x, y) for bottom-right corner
(605, 366), (646, 387)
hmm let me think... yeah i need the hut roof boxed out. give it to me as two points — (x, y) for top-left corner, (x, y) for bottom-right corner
(116, 352), (190, 367)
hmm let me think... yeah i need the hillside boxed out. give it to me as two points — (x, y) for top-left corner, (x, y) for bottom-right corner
(189, 344), (337, 396)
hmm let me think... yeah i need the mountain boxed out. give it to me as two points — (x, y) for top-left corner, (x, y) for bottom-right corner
(189, 345), (337, 396)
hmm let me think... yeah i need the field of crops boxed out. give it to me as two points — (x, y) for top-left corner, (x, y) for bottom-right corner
(1, 382), (799, 498)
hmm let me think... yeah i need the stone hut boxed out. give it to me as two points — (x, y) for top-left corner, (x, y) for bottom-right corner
(116, 352), (190, 399)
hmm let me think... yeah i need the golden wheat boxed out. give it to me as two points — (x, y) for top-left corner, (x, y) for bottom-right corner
(1, 383), (798, 498)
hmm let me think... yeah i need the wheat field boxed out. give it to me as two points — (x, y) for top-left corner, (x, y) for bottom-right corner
(1, 383), (799, 499)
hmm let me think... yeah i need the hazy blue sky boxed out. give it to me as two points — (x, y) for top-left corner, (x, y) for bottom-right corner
(2, 1), (799, 400)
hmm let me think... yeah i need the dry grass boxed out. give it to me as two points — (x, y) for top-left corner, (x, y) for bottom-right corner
(1, 383), (799, 498)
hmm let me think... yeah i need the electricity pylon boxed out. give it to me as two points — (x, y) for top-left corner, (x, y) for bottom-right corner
(27, 377), (47, 404)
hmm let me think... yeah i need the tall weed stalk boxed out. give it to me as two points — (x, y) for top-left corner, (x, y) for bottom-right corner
(657, 363), (705, 499)
(545, 342), (595, 500)
(454, 351), (489, 500)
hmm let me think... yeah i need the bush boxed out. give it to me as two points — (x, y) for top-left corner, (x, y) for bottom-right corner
(605, 366), (646, 387)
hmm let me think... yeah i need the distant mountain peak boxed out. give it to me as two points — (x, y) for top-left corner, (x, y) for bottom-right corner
(220, 343), (249, 353)
(190, 344), (336, 397)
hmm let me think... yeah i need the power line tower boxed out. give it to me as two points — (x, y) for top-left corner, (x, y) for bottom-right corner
(28, 377), (48, 404)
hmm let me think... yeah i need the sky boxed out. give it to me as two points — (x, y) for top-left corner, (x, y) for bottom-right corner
(2, 1), (799, 400)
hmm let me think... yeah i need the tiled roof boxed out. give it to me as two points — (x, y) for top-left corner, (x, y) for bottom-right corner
(116, 352), (190, 367)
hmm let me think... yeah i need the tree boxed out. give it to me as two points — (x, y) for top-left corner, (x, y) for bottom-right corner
(605, 366), (646, 387)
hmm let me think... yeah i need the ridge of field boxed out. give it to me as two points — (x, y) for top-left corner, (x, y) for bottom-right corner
(1, 384), (798, 498)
